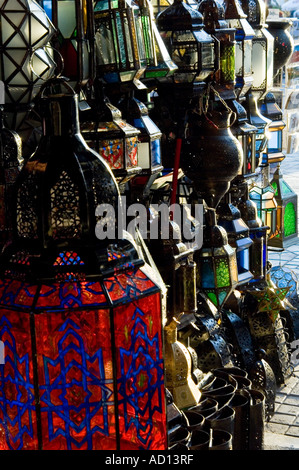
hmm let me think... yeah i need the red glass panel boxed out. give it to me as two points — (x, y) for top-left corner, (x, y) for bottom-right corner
(113, 293), (167, 450)
(104, 268), (156, 304)
(0, 309), (38, 450)
(0, 279), (37, 309)
(34, 308), (116, 450)
(35, 281), (108, 310)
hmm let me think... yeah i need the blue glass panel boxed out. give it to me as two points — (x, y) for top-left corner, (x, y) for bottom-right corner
(42, 0), (52, 20)
(201, 258), (215, 288)
(151, 139), (161, 166)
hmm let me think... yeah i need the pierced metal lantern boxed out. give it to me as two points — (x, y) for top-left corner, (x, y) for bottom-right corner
(223, 0), (255, 98)
(195, 208), (239, 309)
(38, 0), (95, 91)
(230, 99), (258, 177)
(156, 0), (216, 85)
(118, 96), (163, 183)
(93, 0), (153, 84)
(81, 96), (141, 187)
(0, 79), (167, 450)
(268, 165), (298, 249)
(240, 0), (274, 100)
(0, 0), (56, 129)
(198, 0), (236, 97)
(260, 92), (286, 165)
(217, 193), (253, 285)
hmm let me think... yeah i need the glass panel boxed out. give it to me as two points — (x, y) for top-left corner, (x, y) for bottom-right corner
(95, 17), (117, 65)
(200, 258), (215, 288)
(220, 42), (235, 82)
(151, 138), (161, 166)
(268, 130), (281, 153)
(57, 0), (76, 38)
(252, 38), (266, 91)
(126, 136), (138, 167)
(284, 202), (296, 237)
(99, 138), (124, 169)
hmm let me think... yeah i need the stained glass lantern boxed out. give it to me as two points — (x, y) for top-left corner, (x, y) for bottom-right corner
(222, 0), (255, 98)
(249, 182), (277, 236)
(267, 166), (298, 249)
(81, 92), (141, 187)
(217, 193), (253, 285)
(195, 208), (239, 309)
(0, 0), (56, 129)
(93, 0), (154, 84)
(240, 0), (274, 100)
(118, 96), (163, 187)
(37, 0), (95, 91)
(230, 99), (258, 177)
(259, 92), (286, 165)
(0, 79), (167, 450)
(156, 0), (216, 85)
(198, 0), (236, 98)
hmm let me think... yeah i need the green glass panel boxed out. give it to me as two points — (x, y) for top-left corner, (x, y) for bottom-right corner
(216, 259), (230, 288)
(221, 43), (235, 82)
(207, 292), (218, 306)
(284, 202), (296, 237)
(271, 180), (278, 196)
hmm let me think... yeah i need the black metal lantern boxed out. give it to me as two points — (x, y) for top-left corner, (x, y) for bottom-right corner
(198, 0), (236, 98)
(240, 0), (274, 100)
(156, 0), (216, 85)
(38, 0), (95, 91)
(230, 99), (258, 177)
(222, 0), (255, 98)
(259, 92), (286, 165)
(93, 0), (155, 84)
(245, 92), (271, 166)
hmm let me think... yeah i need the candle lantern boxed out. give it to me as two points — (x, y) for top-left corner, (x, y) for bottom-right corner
(94, 0), (154, 84)
(81, 91), (141, 187)
(0, 79), (167, 450)
(0, 0), (56, 129)
(156, 0), (216, 85)
(249, 182), (277, 236)
(222, 0), (255, 98)
(38, 0), (95, 91)
(240, 0), (274, 100)
(217, 193), (253, 285)
(259, 92), (286, 165)
(195, 208), (239, 309)
(198, 0), (236, 98)
(230, 99), (258, 177)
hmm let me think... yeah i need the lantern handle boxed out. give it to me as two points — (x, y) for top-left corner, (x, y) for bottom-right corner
(201, 83), (237, 129)
(29, 45), (64, 82)
(39, 76), (76, 99)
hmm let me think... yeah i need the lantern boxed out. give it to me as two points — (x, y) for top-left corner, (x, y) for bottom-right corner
(259, 92), (286, 165)
(267, 17), (294, 79)
(245, 92), (271, 165)
(249, 182), (277, 236)
(156, 0), (216, 85)
(93, 0), (152, 84)
(0, 79), (167, 450)
(198, 0), (236, 98)
(195, 208), (239, 309)
(38, 0), (95, 91)
(240, 0), (274, 100)
(267, 166), (298, 249)
(230, 99), (258, 177)
(80, 92), (142, 187)
(222, 0), (255, 98)
(217, 193), (253, 285)
(117, 96), (163, 192)
(0, 0), (56, 129)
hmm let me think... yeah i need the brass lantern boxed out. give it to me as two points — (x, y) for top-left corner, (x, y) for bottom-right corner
(240, 0), (274, 100)
(156, 0), (216, 85)
(222, 0), (255, 98)
(38, 0), (95, 91)
(195, 208), (239, 309)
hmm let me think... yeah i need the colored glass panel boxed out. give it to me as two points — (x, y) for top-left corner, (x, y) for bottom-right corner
(34, 309), (116, 450)
(98, 139), (124, 169)
(151, 139), (161, 166)
(0, 279), (37, 310)
(113, 293), (167, 450)
(126, 136), (138, 168)
(0, 310), (37, 450)
(207, 292), (217, 306)
(215, 259), (230, 287)
(221, 43), (235, 82)
(104, 268), (156, 304)
(284, 202), (296, 237)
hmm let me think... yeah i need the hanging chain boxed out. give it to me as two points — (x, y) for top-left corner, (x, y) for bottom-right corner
(200, 83), (237, 130)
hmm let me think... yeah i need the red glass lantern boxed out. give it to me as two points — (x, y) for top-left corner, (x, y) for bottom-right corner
(0, 79), (167, 451)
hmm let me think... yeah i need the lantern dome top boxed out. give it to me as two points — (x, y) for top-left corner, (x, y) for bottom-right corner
(240, 0), (266, 28)
(157, 0), (205, 30)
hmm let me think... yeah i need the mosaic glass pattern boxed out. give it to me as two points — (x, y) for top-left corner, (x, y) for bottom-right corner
(215, 259), (230, 288)
(98, 139), (124, 170)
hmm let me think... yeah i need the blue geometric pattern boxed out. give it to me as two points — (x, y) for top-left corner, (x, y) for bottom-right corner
(39, 318), (114, 450)
(117, 307), (164, 449)
(0, 315), (36, 450)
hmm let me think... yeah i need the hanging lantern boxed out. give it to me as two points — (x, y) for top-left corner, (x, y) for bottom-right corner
(93, 0), (153, 84)
(37, 0), (95, 91)
(245, 92), (271, 165)
(118, 96), (163, 187)
(195, 208), (239, 309)
(0, 0), (56, 129)
(0, 79), (167, 450)
(230, 99), (258, 177)
(267, 165), (298, 249)
(267, 17), (294, 79)
(249, 182), (277, 236)
(222, 0), (255, 98)
(259, 92), (286, 165)
(81, 92), (141, 188)
(198, 0), (236, 98)
(156, 0), (216, 85)
(240, 0), (274, 100)
(217, 193), (253, 285)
